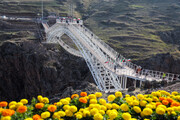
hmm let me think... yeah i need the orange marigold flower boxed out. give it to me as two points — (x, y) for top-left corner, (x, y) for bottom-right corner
(79, 97), (87, 104)
(33, 114), (41, 120)
(2, 109), (15, 116)
(166, 98), (173, 103)
(171, 101), (180, 107)
(35, 103), (44, 109)
(17, 105), (27, 113)
(71, 94), (79, 99)
(48, 105), (57, 112)
(156, 102), (162, 107)
(0, 101), (8, 107)
(80, 92), (87, 97)
(162, 100), (169, 105)
(159, 97), (166, 101)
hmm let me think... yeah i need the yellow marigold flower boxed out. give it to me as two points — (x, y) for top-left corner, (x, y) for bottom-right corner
(106, 110), (111, 115)
(9, 105), (16, 110)
(144, 119), (150, 120)
(167, 107), (173, 112)
(90, 99), (97, 104)
(94, 113), (103, 120)
(120, 103), (129, 111)
(122, 112), (131, 120)
(156, 107), (165, 115)
(20, 99), (28, 104)
(177, 116), (180, 120)
(106, 103), (112, 110)
(0, 108), (4, 113)
(140, 100), (147, 107)
(58, 111), (66, 117)
(61, 99), (69, 105)
(131, 118), (137, 120)
(147, 98), (153, 103)
(15, 102), (23, 108)
(131, 96), (136, 100)
(99, 110), (105, 115)
(133, 100), (139, 106)
(90, 108), (99, 115)
(140, 112), (144, 117)
(53, 112), (60, 119)
(172, 91), (178, 95)
(48, 105), (57, 112)
(99, 99), (106, 105)
(126, 97), (133, 104)
(65, 97), (71, 102)
(112, 103), (120, 109)
(146, 104), (153, 109)
(83, 110), (90, 117)
(101, 105), (107, 111)
(88, 94), (96, 99)
(109, 111), (117, 119)
(9, 101), (17, 107)
(142, 108), (153, 116)
(157, 105), (166, 110)
(41, 111), (51, 119)
(108, 95), (115, 102)
(152, 96), (159, 102)
(69, 105), (77, 113)
(76, 113), (83, 119)
(63, 105), (70, 110)
(94, 104), (101, 110)
(133, 106), (141, 113)
(79, 108), (84, 112)
(57, 102), (62, 106)
(125, 94), (130, 98)
(24, 118), (33, 120)
(144, 95), (148, 98)
(42, 97), (49, 104)
(95, 92), (102, 98)
(89, 104), (95, 109)
(65, 110), (73, 117)
(177, 106), (180, 112)
(137, 94), (144, 100)
(37, 95), (43, 102)
(1, 116), (11, 120)
(171, 111), (177, 115)
(115, 91), (122, 97)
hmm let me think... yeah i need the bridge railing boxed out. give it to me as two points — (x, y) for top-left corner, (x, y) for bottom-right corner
(77, 25), (180, 82)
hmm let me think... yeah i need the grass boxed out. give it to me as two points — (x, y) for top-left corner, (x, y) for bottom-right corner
(129, 5), (145, 9)
(0, 0), (180, 64)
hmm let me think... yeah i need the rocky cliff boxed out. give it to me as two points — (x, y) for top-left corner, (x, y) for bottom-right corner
(0, 40), (96, 101)
(134, 52), (180, 74)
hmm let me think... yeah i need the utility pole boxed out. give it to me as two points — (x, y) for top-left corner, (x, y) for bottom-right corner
(41, 0), (43, 20)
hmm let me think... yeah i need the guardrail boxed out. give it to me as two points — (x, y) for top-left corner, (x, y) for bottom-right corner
(74, 24), (180, 82)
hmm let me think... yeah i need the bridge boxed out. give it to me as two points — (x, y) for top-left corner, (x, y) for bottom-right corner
(42, 19), (180, 92)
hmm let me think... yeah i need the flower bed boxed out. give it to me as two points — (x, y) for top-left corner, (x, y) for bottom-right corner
(0, 90), (180, 120)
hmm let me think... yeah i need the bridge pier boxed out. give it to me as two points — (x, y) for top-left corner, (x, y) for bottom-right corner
(140, 80), (142, 88)
(134, 79), (137, 88)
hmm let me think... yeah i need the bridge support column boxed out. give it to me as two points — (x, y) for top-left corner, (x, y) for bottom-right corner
(140, 80), (142, 88)
(125, 76), (127, 89)
(134, 79), (136, 88)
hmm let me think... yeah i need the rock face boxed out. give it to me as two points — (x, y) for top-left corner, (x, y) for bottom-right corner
(135, 53), (180, 74)
(0, 40), (95, 101)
